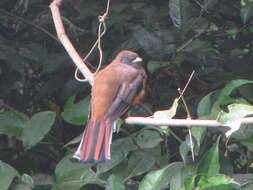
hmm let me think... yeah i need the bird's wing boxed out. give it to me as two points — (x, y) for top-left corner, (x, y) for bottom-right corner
(105, 73), (145, 120)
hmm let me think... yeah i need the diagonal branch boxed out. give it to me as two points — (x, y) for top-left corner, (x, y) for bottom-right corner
(49, 0), (94, 85)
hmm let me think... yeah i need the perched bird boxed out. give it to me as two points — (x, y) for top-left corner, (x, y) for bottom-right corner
(72, 50), (147, 163)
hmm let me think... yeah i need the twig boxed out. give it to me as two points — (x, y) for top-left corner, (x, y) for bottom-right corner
(178, 88), (195, 161)
(178, 90), (191, 118)
(50, 0), (94, 85)
(168, 128), (184, 144)
(177, 71), (195, 160)
(178, 70), (195, 101)
(176, 32), (203, 53)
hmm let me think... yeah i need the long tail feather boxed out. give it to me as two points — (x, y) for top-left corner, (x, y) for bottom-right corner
(72, 119), (113, 163)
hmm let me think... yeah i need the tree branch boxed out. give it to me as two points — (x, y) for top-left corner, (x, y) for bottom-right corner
(49, 0), (94, 85)
(125, 117), (253, 129)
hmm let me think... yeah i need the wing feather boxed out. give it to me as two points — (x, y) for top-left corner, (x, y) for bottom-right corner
(105, 73), (145, 120)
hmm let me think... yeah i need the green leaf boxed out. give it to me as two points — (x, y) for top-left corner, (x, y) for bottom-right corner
(201, 184), (239, 190)
(96, 137), (138, 175)
(97, 148), (125, 174)
(192, 126), (207, 150)
(108, 162), (130, 182)
(62, 96), (90, 125)
(218, 104), (253, 124)
(233, 138), (253, 144)
(31, 173), (53, 186)
(170, 163), (196, 190)
(0, 161), (20, 190)
(154, 98), (179, 119)
(10, 184), (32, 190)
(54, 155), (91, 181)
(210, 79), (253, 118)
(138, 166), (169, 190)
(169, 0), (188, 28)
(184, 175), (196, 190)
(196, 80), (253, 147)
(0, 111), (29, 140)
(179, 135), (197, 164)
(105, 175), (125, 190)
(217, 104), (253, 137)
(202, 174), (236, 186)
(136, 129), (163, 149)
(53, 155), (103, 190)
(110, 137), (138, 156)
(96, 137), (137, 174)
(153, 98), (179, 132)
(216, 80), (253, 106)
(169, 0), (194, 34)
(127, 151), (156, 179)
(22, 111), (56, 149)
(195, 92), (215, 148)
(139, 162), (183, 190)
(240, 3), (253, 24)
(144, 145), (168, 167)
(197, 174), (238, 190)
(97, 137), (138, 174)
(197, 137), (220, 176)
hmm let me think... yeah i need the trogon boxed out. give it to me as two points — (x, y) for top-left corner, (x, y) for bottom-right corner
(73, 50), (147, 163)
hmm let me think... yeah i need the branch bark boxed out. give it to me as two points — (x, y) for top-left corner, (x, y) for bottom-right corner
(125, 117), (253, 129)
(50, 0), (94, 85)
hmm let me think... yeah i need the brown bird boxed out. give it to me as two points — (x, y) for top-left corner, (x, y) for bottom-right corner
(73, 50), (147, 163)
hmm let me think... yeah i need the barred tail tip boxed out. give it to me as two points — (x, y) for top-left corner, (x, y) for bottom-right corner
(70, 119), (113, 163)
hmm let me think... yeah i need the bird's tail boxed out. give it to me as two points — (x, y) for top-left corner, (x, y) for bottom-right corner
(72, 118), (113, 163)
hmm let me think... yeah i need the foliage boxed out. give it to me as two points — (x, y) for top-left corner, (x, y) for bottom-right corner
(1, 0), (253, 189)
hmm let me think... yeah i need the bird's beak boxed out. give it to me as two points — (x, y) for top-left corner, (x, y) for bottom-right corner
(132, 57), (143, 63)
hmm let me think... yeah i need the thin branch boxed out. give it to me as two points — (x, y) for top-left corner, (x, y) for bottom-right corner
(125, 117), (236, 129)
(178, 71), (195, 102)
(178, 88), (195, 161)
(49, 0), (94, 85)
(168, 128), (184, 143)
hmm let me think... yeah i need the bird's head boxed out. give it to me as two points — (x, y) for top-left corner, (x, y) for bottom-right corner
(116, 50), (143, 68)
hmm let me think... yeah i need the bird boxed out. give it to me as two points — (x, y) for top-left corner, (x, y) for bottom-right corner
(72, 50), (147, 163)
